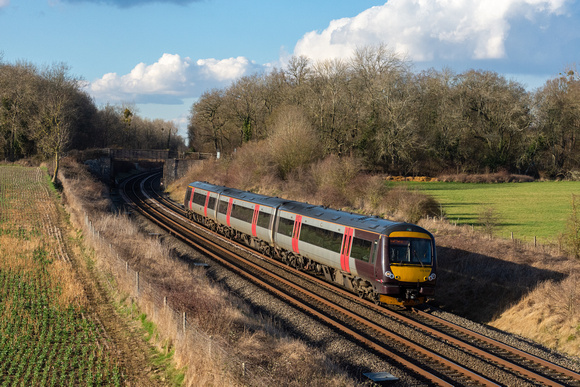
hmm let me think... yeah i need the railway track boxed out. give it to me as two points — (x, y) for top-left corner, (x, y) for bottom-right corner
(121, 171), (580, 386)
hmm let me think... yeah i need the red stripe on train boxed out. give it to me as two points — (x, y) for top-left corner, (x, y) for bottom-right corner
(189, 188), (195, 210)
(291, 215), (302, 254)
(340, 227), (353, 272)
(251, 205), (260, 237)
(226, 198), (233, 227)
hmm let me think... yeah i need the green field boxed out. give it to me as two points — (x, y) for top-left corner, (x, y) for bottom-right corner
(0, 166), (122, 385)
(397, 181), (580, 243)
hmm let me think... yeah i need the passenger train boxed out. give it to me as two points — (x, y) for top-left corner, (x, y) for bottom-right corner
(184, 181), (436, 306)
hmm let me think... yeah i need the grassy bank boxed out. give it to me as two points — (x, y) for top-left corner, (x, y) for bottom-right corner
(400, 180), (579, 243)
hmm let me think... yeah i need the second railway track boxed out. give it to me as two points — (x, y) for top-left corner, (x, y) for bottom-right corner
(121, 171), (580, 386)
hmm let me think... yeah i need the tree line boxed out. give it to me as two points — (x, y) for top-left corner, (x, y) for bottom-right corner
(0, 58), (185, 181)
(188, 45), (579, 179)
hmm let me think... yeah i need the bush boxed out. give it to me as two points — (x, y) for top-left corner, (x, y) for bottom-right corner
(564, 194), (580, 259)
(267, 106), (320, 180)
(437, 171), (535, 183)
(169, 151), (440, 224)
(383, 187), (440, 223)
(478, 206), (501, 238)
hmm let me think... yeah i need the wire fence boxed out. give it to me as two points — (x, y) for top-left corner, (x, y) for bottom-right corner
(82, 213), (274, 386)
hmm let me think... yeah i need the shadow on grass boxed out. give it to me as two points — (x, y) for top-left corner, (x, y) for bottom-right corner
(433, 246), (566, 323)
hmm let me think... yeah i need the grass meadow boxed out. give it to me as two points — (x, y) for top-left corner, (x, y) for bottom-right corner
(399, 180), (580, 244)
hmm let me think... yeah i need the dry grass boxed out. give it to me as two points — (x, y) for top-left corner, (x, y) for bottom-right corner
(168, 149), (580, 358)
(490, 275), (580, 356)
(168, 153), (438, 223)
(421, 217), (580, 356)
(58, 158), (357, 386)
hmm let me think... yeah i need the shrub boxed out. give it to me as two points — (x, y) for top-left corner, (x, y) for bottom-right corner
(479, 206), (502, 238)
(267, 106), (320, 180)
(309, 155), (363, 207)
(437, 171), (534, 183)
(383, 187), (440, 223)
(564, 194), (580, 259)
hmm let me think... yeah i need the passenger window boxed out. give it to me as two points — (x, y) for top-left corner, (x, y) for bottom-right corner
(257, 210), (271, 229)
(207, 196), (216, 211)
(277, 217), (294, 237)
(350, 237), (373, 262)
(218, 199), (229, 214)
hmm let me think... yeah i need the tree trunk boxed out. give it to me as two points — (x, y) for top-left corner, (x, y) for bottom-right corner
(52, 151), (59, 183)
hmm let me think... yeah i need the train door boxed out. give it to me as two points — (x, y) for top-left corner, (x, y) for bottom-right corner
(374, 236), (385, 282)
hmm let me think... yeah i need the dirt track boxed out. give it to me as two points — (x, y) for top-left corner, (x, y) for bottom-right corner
(61, 223), (166, 386)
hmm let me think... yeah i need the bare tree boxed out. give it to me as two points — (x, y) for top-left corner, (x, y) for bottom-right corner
(188, 89), (228, 153)
(534, 67), (580, 177)
(308, 58), (351, 156)
(34, 63), (80, 182)
(0, 62), (38, 160)
(456, 70), (531, 172)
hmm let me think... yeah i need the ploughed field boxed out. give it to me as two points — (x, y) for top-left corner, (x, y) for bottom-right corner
(400, 180), (580, 244)
(0, 166), (122, 385)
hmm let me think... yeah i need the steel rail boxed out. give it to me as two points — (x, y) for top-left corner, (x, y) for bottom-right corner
(411, 308), (580, 385)
(148, 173), (580, 386)
(124, 173), (500, 387)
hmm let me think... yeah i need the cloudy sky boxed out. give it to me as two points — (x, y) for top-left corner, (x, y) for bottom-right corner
(1, 0), (579, 137)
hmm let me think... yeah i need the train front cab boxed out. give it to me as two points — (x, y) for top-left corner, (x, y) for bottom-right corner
(377, 230), (436, 307)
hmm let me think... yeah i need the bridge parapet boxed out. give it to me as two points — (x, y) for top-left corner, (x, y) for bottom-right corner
(109, 149), (170, 162)
(71, 148), (214, 185)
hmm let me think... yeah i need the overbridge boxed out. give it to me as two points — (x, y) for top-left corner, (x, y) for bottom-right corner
(75, 148), (213, 186)
(109, 149), (173, 163)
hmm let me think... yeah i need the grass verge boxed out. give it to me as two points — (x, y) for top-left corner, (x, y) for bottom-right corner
(401, 180), (580, 243)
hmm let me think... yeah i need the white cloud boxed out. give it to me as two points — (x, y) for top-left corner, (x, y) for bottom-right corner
(0, 0), (9, 8)
(89, 53), (261, 104)
(293, 0), (569, 63)
(196, 57), (253, 81)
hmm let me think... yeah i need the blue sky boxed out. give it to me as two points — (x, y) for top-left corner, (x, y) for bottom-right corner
(1, 0), (579, 138)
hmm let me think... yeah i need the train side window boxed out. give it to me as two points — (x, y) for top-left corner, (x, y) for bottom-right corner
(300, 223), (342, 253)
(207, 196), (217, 211)
(350, 237), (373, 262)
(193, 192), (206, 206)
(218, 199), (229, 214)
(257, 210), (271, 229)
(277, 216), (294, 237)
(231, 204), (253, 223)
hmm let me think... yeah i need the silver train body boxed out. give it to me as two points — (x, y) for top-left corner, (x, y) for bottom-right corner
(184, 181), (437, 306)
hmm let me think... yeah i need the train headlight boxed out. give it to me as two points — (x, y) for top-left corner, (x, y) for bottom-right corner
(384, 271), (395, 280)
(428, 273), (436, 281)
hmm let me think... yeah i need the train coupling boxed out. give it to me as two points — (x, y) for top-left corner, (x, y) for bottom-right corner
(405, 288), (419, 300)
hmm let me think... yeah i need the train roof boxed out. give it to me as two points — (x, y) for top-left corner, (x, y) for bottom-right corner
(188, 181), (292, 208)
(188, 181), (429, 236)
(279, 200), (412, 235)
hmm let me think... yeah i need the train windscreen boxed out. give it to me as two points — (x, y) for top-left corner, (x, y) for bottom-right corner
(388, 238), (432, 265)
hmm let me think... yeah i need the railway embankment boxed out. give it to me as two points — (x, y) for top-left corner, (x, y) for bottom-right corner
(57, 159), (361, 386)
(166, 155), (580, 361)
